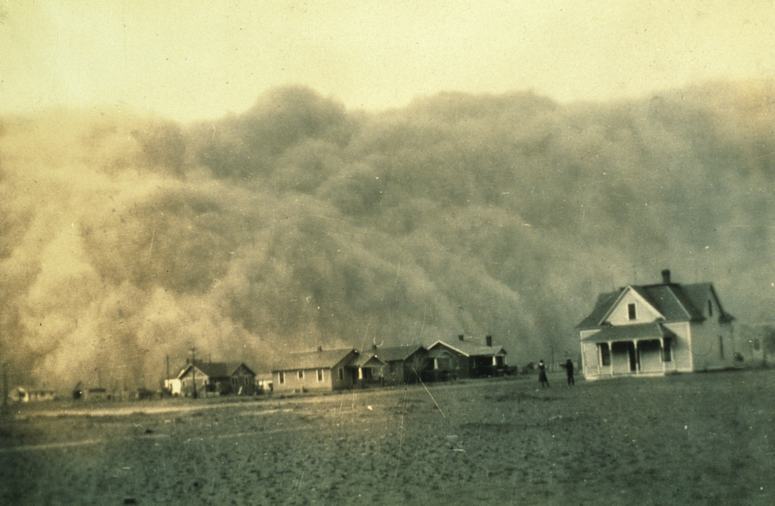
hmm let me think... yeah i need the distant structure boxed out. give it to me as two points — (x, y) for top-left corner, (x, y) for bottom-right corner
(271, 347), (359, 393)
(425, 335), (508, 381)
(577, 269), (735, 380)
(372, 344), (428, 384)
(177, 361), (256, 396)
(8, 387), (56, 403)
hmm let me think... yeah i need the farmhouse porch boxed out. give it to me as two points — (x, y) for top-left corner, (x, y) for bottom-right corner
(582, 323), (676, 377)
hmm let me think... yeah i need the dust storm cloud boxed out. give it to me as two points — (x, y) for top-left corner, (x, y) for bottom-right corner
(1, 82), (773, 388)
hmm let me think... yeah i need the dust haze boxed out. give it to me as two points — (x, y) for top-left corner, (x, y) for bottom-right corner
(1, 82), (773, 389)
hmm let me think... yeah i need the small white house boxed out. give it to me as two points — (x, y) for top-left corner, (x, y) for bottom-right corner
(577, 269), (735, 380)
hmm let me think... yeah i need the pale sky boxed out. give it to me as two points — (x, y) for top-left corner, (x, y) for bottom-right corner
(2, 0), (775, 121)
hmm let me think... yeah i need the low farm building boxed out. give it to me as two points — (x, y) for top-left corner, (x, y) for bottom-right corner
(373, 345), (428, 384)
(272, 348), (358, 393)
(178, 361), (256, 396)
(351, 352), (387, 386)
(577, 269), (736, 380)
(426, 335), (508, 380)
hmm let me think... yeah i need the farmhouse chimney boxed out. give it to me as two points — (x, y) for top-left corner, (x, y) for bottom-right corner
(485, 335), (492, 347)
(458, 334), (465, 342)
(661, 269), (671, 284)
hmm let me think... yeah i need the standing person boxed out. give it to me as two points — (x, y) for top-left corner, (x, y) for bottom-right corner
(538, 360), (550, 388)
(564, 358), (575, 386)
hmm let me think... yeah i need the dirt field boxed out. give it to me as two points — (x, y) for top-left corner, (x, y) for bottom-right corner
(2, 369), (774, 505)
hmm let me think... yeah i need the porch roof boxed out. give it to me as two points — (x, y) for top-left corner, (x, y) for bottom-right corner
(581, 323), (676, 344)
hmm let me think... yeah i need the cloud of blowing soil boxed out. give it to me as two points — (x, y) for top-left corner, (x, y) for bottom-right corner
(1, 82), (773, 388)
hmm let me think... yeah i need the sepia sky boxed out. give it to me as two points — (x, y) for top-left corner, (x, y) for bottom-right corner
(2, 0), (775, 120)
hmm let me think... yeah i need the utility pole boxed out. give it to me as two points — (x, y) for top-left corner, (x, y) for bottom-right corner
(165, 355), (170, 381)
(190, 346), (197, 399)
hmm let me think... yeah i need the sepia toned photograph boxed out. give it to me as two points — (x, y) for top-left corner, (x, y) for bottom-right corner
(1, 1), (774, 504)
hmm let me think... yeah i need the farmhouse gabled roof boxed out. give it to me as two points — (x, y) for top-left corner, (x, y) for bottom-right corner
(577, 281), (735, 330)
(581, 322), (678, 343)
(427, 339), (506, 358)
(373, 344), (426, 362)
(272, 348), (357, 372)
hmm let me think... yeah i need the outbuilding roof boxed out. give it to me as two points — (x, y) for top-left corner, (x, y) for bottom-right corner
(178, 361), (256, 379)
(373, 344), (426, 363)
(427, 339), (506, 358)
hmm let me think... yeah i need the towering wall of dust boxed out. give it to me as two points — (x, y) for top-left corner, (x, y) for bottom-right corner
(0, 82), (773, 388)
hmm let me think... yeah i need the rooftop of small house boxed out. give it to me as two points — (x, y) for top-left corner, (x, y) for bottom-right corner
(427, 335), (507, 357)
(178, 361), (255, 379)
(271, 348), (357, 372)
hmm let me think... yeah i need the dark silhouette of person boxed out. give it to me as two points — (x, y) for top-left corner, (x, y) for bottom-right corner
(564, 359), (575, 386)
(538, 360), (550, 388)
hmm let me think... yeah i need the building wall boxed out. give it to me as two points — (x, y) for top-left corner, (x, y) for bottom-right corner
(579, 330), (600, 379)
(637, 340), (662, 373)
(663, 322), (693, 372)
(230, 367), (256, 395)
(180, 372), (209, 397)
(611, 342), (633, 374)
(379, 351), (428, 384)
(406, 351), (429, 381)
(580, 341), (600, 379)
(382, 361), (406, 384)
(427, 347), (470, 379)
(688, 319), (735, 371)
(331, 354), (357, 390)
(273, 368), (333, 393)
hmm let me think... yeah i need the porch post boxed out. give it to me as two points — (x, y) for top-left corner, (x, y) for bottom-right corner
(608, 341), (614, 376)
(660, 338), (666, 373)
(634, 340), (640, 374)
(597, 344), (601, 376)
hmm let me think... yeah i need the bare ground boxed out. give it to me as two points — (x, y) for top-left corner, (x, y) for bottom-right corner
(1, 369), (774, 505)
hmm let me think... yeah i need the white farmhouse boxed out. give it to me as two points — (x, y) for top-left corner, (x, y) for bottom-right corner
(577, 269), (735, 380)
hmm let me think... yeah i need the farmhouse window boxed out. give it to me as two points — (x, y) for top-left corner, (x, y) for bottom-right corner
(338, 368), (343, 380)
(298, 370), (304, 380)
(317, 369), (323, 382)
(662, 342), (672, 362)
(600, 343), (611, 366)
(718, 335), (724, 359)
(708, 300), (713, 316)
(627, 303), (637, 320)
(279, 371), (285, 384)
(754, 338), (761, 351)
